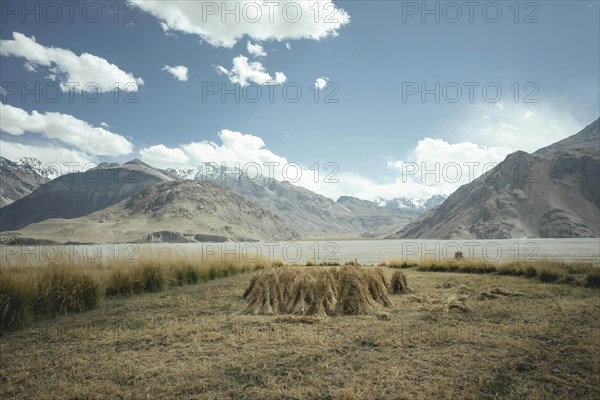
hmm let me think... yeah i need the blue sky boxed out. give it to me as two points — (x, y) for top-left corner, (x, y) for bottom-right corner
(1, 1), (599, 200)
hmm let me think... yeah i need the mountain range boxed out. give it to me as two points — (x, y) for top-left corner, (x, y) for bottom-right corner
(1, 118), (598, 243)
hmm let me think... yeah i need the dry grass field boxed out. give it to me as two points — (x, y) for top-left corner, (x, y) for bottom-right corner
(1, 265), (599, 400)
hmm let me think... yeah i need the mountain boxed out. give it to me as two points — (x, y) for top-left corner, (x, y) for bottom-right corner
(175, 168), (418, 237)
(335, 196), (419, 237)
(0, 160), (173, 231)
(0, 157), (51, 207)
(16, 157), (61, 180)
(375, 195), (447, 213)
(17, 180), (300, 243)
(388, 118), (600, 239)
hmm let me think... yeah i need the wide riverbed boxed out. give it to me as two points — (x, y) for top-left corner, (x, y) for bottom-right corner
(3, 238), (598, 266)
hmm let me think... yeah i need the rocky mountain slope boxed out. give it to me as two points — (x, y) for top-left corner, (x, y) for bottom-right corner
(0, 160), (172, 231)
(173, 168), (418, 238)
(388, 118), (600, 239)
(18, 180), (300, 243)
(0, 157), (50, 207)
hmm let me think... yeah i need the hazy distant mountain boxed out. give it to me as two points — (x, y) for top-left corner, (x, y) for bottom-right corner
(170, 167), (418, 238)
(18, 180), (300, 243)
(388, 118), (600, 239)
(336, 196), (419, 237)
(374, 195), (447, 213)
(0, 160), (172, 231)
(0, 157), (50, 207)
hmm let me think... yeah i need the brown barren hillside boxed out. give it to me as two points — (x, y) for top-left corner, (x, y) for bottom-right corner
(17, 180), (301, 243)
(388, 118), (600, 239)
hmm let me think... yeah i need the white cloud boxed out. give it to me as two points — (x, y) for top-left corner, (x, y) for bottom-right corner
(216, 55), (286, 86)
(0, 32), (143, 92)
(0, 140), (95, 169)
(129, 0), (350, 48)
(247, 41), (267, 57)
(162, 65), (189, 81)
(139, 144), (190, 168)
(458, 102), (582, 153)
(314, 77), (329, 90)
(100, 122), (110, 129)
(285, 42), (292, 50)
(0, 103), (134, 156)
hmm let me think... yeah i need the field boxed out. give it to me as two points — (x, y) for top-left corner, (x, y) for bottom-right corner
(1, 260), (599, 399)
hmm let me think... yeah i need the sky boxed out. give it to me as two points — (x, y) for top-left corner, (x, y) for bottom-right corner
(1, 0), (599, 201)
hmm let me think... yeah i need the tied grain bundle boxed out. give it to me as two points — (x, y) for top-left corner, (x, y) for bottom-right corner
(390, 271), (410, 294)
(243, 266), (400, 317)
(244, 268), (283, 315)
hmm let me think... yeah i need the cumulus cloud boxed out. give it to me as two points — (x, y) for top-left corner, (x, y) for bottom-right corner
(129, 0), (350, 48)
(0, 103), (134, 156)
(0, 32), (144, 92)
(285, 43), (292, 50)
(162, 65), (189, 81)
(247, 41), (267, 57)
(140, 129), (287, 170)
(314, 77), (329, 90)
(216, 55), (286, 86)
(458, 102), (582, 153)
(0, 140), (95, 169)
(139, 144), (190, 167)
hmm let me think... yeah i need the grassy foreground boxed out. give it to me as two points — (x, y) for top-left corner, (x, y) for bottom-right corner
(1, 265), (599, 399)
(1, 248), (271, 332)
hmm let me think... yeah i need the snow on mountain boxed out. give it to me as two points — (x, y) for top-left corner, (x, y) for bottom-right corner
(16, 157), (61, 180)
(375, 195), (448, 213)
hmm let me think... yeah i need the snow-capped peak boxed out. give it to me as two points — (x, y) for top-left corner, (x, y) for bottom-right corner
(17, 157), (61, 180)
(374, 195), (447, 213)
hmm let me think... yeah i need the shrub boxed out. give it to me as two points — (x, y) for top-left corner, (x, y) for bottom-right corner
(0, 276), (33, 332)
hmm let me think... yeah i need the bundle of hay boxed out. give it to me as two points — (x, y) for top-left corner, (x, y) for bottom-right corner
(284, 269), (338, 317)
(362, 268), (392, 307)
(335, 267), (383, 315)
(389, 271), (409, 294)
(243, 266), (392, 317)
(244, 268), (283, 315)
(277, 268), (302, 301)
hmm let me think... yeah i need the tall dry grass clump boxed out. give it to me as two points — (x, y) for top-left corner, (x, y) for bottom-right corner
(0, 275), (34, 331)
(243, 266), (396, 317)
(1, 246), (270, 333)
(32, 265), (101, 315)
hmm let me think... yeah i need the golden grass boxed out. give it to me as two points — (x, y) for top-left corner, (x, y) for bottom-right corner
(0, 247), (270, 333)
(1, 268), (598, 399)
